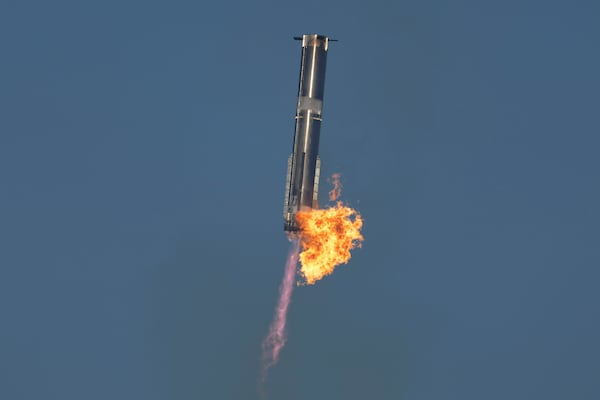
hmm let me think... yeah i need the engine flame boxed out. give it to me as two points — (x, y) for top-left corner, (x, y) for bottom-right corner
(296, 175), (363, 284)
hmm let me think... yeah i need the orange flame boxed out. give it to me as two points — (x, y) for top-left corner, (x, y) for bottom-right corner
(296, 175), (363, 285)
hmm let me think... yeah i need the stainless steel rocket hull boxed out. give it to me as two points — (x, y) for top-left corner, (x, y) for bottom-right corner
(283, 34), (331, 233)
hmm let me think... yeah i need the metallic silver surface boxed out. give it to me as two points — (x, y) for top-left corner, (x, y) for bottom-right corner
(283, 34), (331, 232)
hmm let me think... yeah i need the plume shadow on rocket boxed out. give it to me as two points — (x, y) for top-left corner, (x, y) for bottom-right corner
(283, 34), (333, 233)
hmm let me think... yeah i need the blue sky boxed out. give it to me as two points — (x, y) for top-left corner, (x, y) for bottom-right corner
(1, 1), (599, 399)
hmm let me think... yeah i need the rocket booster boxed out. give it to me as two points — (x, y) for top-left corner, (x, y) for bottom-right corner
(283, 34), (332, 233)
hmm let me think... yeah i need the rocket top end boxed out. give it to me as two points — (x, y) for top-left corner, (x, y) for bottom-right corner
(298, 34), (330, 51)
(297, 35), (328, 116)
(293, 34), (331, 48)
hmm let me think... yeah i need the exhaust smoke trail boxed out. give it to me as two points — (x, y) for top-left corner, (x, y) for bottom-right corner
(328, 173), (342, 201)
(259, 239), (300, 393)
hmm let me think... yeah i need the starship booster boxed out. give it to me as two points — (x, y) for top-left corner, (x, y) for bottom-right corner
(283, 34), (332, 233)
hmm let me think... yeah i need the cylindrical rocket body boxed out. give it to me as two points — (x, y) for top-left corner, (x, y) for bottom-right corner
(283, 34), (330, 232)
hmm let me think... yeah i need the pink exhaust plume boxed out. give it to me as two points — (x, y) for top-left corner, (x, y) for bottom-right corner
(260, 239), (300, 390)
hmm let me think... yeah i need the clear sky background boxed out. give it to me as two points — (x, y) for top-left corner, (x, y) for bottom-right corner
(1, 1), (599, 399)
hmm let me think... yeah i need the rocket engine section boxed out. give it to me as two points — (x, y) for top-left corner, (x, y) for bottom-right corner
(283, 34), (332, 233)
